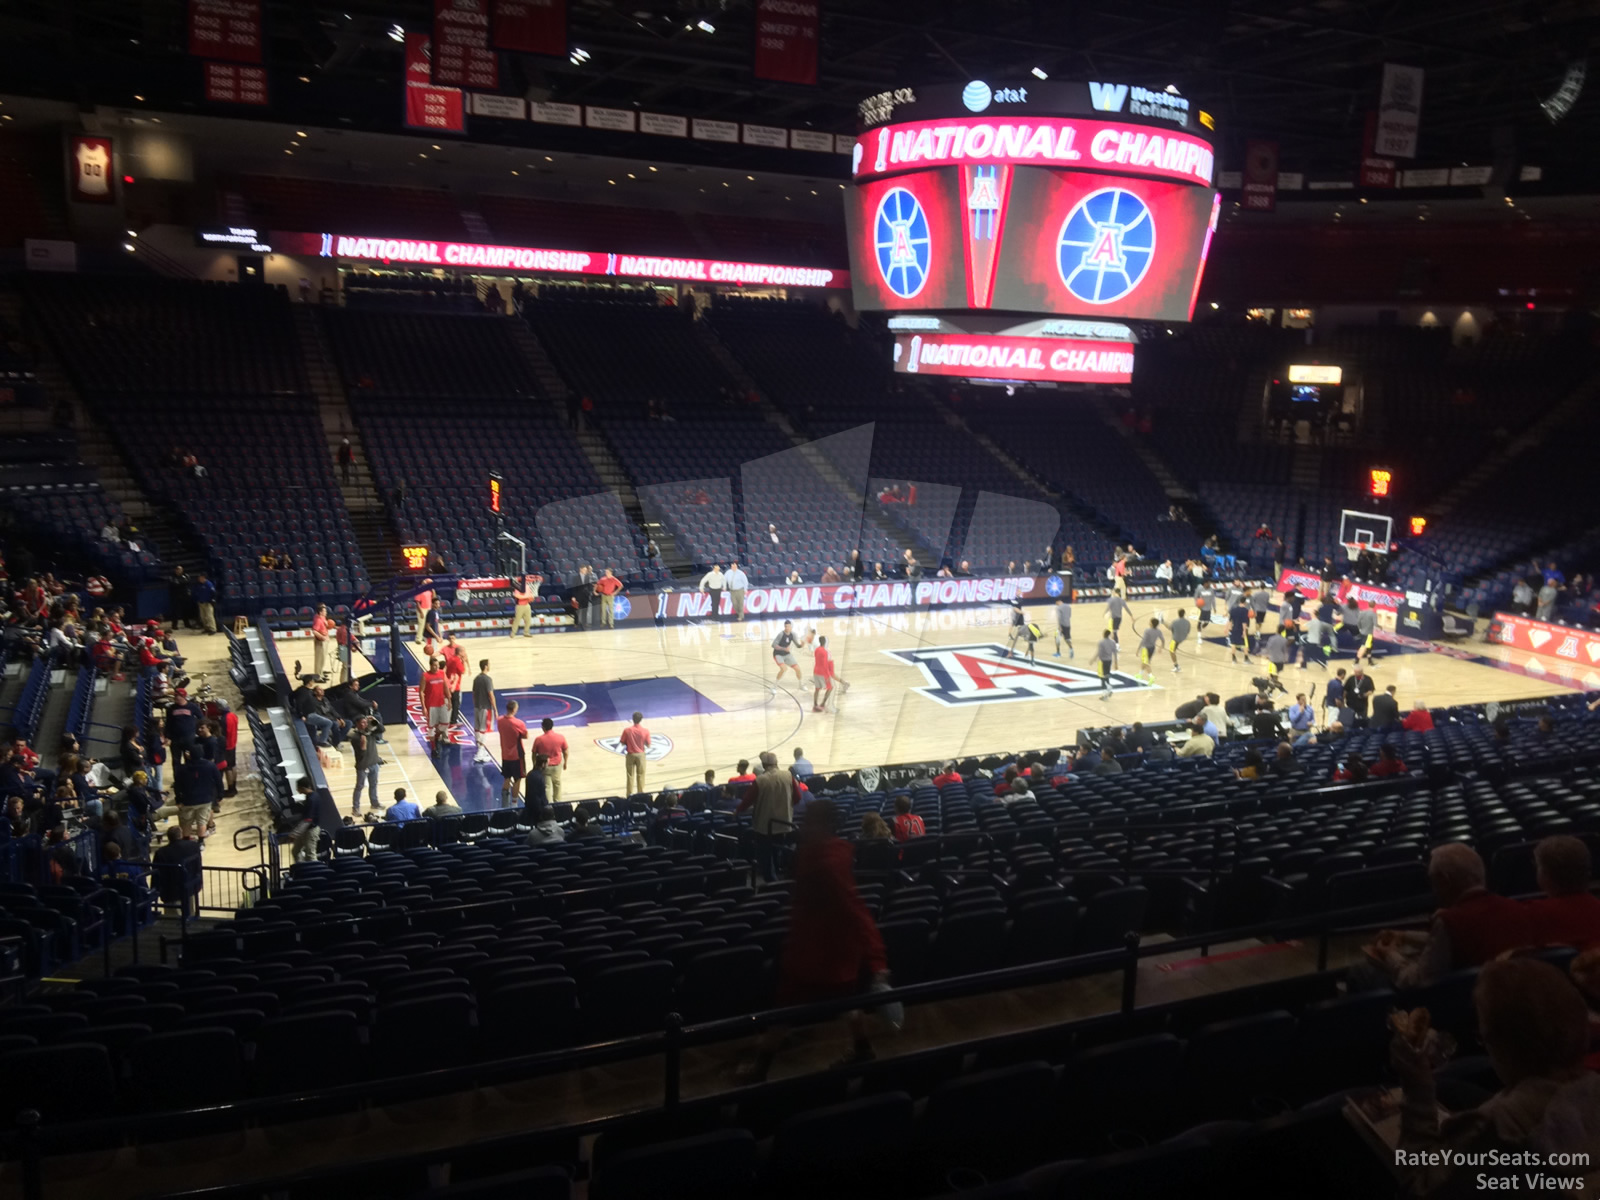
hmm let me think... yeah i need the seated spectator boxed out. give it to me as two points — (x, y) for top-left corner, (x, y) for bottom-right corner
(930, 762), (963, 789)
(1522, 836), (1600, 949)
(1143, 734), (1174, 763)
(101, 840), (148, 883)
(426, 790), (463, 819)
(1369, 743), (1408, 777)
(1357, 844), (1529, 989)
(1401, 701), (1435, 732)
(384, 788), (422, 821)
(891, 795), (925, 841)
(993, 766), (1021, 796)
(860, 812), (892, 840)
(527, 805), (565, 845)
(569, 809), (603, 839)
(101, 812), (135, 860)
(1389, 958), (1600, 1196)
(1271, 741), (1303, 776)
(151, 826), (201, 912)
(1332, 752), (1369, 782)
(1236, 748), (1265, 781)
(1176, 720), (1214, 758)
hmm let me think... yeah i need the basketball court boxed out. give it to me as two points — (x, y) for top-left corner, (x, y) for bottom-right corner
(276, 587), (1590, 815)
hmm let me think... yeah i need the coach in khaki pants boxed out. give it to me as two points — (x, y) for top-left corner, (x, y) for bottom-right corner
(533, 717), (569, 802)
(619, 711), (651, 795)
(725, 562), (750, 621)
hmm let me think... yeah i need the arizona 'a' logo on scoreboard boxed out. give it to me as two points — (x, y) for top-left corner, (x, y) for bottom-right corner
(1058, 187), (1156, 305)
(961, 163), (1013, 308)
(874, 186), (931, 299)
(883, 642), (1153, 707)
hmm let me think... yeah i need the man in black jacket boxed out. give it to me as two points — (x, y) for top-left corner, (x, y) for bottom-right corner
(152, 827), (202, 913)
(1346, 666), (1376, 723)
(1370, 684), (1401, 728)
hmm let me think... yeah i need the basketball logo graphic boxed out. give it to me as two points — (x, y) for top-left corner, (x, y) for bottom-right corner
(1057, 187), (1156, 305)
(613, 594), (631, 620)
(874, 187), (932, 299)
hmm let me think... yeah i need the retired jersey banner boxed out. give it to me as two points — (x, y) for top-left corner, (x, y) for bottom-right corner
(752, 0), (819, 86)
(204, 61), (269, 105)
(69, 136), (115, 205)
(492, 0), (565, 56)
(404, 33), (465, 133)
(1376, 63), (1423, 159)
(433, 0), (498, 90)
(188, 0), (262, 63)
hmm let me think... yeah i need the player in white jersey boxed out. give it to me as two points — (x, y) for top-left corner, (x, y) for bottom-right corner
(1052, 599), (1073, 658)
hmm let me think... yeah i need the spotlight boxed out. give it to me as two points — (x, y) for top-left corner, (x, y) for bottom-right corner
(569, 47), (590, 65)
(696, 19), (715, 33)
(1031, 66), (1048, 80)
(387, 23), (404, 42)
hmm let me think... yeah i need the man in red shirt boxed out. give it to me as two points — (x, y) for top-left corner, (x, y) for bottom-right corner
(1401, 702), (1435, 732)
(510, 576), (536, 638)
(420, 657), (451, 754)
(618, 710), (651, 796)
(414, 588), (435, 646)
(216, 699), (240, 798)
(1369, 744), (1408, 777)
(891, 795), (925, 842)
(532, 717), (570, 802)
(811, 634), (836, 713)
(931, 763), (963, 789)
(497, 698), (529, 806)
(310, 604), (332, 681)
(1522, 836), (1600, 950)
(594, 569), (623, 630)
(736, 798), (887, 1082)
(442, 635), (466, 724)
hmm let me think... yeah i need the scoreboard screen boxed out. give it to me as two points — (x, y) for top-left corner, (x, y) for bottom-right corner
(846, 80), (1220, 325)
(401, 544), (431, 572)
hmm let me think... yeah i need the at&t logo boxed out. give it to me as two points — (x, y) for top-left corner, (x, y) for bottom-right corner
(1058, 188), (1156, 305)
(874, 187), (931, 299)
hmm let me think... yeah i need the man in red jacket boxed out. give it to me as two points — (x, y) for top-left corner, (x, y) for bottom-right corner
(1523, 836), (1600, 950)
(1358, 844), (1529, 989)
(736, 798), (888, 1082)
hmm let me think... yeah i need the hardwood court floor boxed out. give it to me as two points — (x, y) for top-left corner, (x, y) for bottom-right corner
(361, 598), (1585, 806)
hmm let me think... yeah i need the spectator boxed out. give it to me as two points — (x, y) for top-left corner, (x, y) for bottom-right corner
(522, 753), (548, 816)
(1522, 836), (1600, 949)
(348, 718), (382, 815)
(527, 805), (566, 845)
(1286, 693), (1316, 744)
(214, 699), (239, 798)
(861, 812), (892, 840)
(1236, 749), (1265, 781)
(570, 809), (604, 839)
(891, 795), (925, 841)
(175, 753), (221, 839)
(426, 789), (463, 819)
(595, 568), (623, 629)
(297, 684), (347, 749)
(384, 788), (422, 821)
(1199, 693), (1228, 739)
(1271, 741), (1303, 777)
(1176, 720), (1214, 758)
(734, 750), (800, 883)
(1371, 684), (1401, 728)
(191, 573), (217, 635)
(791, 746), (814, 777)
(1401, 701), (1435, 732)
(1536, 579), (1559, 622)
(1357, 844), (1529, 989)
(728, 759), (757, 788)
(1389, 959), (1599, 1196)
(336, 437), (354, 486)
(101, 811), (135, 860)
(1369, 742), (1408, 777)
(120, 770), (157, 844)
(735, 798), (887, 1082)
(1332, 752), (1369, 782)
(151, 826), (202, 913)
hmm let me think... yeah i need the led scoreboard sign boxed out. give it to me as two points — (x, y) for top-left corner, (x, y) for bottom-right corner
(845, 77), (1221, 363)
(489, 471), (503, 516)
(401, 545), (431, 572)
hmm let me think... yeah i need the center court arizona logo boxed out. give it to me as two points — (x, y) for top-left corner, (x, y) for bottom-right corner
(883, 643), (1154, 707)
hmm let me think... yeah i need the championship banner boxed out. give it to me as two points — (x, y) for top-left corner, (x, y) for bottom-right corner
(1376, 63), (1423, 159)
(492, 0), (565, 56)
(1489, 613), (1600, 666)
(1241, 139), (1278, 212)
(892, 334), (1134, 384)
(404, 33), (465, 133)
(68, 136), (115, 205)
(1358, 111), (1395, 188)
(204, 62), (269, 105)
(188, 0), (262, 63)
(621, 574), (1043, 624)
(752, 0), (819, 86)
(433, 0), (498, 90)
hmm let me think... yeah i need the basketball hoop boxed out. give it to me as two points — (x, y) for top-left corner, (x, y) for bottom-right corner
(1344, 541), (1388, 562)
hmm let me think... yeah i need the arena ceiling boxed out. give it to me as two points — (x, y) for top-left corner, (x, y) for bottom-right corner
(2, 0), (1598, 184)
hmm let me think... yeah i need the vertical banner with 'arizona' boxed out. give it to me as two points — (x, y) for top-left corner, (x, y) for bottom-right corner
(69, 135), (115, 205)
(752, 0), (819, 86)
(492, 0), (566, 56)
(433, 0), (499, 90)
(404, 33), (465, 133)
(1376, 63), (1423, 159)
(1241, 140), (1277, 212)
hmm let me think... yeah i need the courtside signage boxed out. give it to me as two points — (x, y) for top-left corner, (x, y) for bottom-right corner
(298, 233), (848, 288)
(854, 116), (1214, 187)
(1490, 613), (1600, 664)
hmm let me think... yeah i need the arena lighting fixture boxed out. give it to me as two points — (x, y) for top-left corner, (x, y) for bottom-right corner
(296, 130), (307, 137)
(648, 165), (657, 171)
(133, 94), (145, 101)
(298, 75), (310, 83)
(387, 23), (404, 42)
(569, 47), (591, 65)
(696, 19), (716, 33)
(1031, 66), (1048, 80)
(123, 242), (135, 252)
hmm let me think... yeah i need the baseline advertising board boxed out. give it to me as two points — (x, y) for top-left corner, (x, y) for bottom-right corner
(845, 163), (1218, 318)
(1488, 613), (1600, 666)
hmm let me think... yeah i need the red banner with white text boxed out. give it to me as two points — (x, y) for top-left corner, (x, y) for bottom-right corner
(492, 0), (566, 55)
(188, 0), (261, 63)
(433, 0), (498, 90)
(892, 334), (1134, 384)
(404, 33), (465, 133)
(204, 61), (269, 105)
(752, 0), (819, 86)
(1242, 139), (1277, 212)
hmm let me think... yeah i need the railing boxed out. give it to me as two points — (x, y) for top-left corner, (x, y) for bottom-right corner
(1, 882), (1494, 1185)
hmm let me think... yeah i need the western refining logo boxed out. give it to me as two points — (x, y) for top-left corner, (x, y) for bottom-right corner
(1090, 82), (1190, 127)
